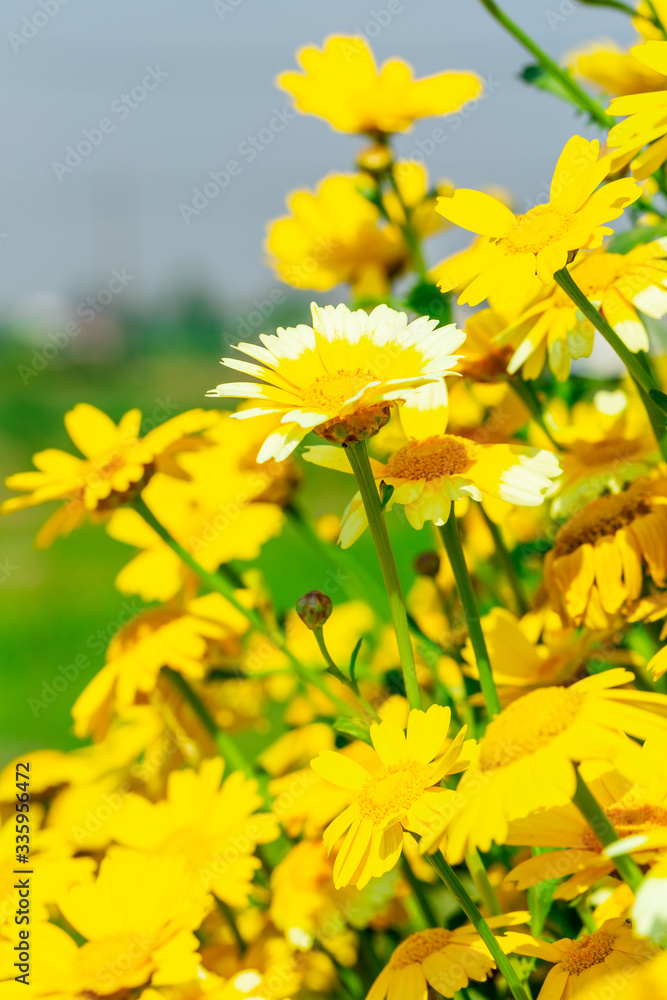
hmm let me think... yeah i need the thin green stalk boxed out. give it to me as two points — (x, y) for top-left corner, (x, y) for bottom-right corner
(135, 498), (360, 720)
(480, 509), (528, 616)
(313, 628), (381, 722)
(386, 166), (429, 280)
(553, 267), (667, 461)
(477, 0), (613, 127)
(401, 856), (439, 928)
(465, 848), (502, 917)
(438, 513), (501, 717)
(427, 851), (532, 1000)
(345, 441), (422, 710)
(575, 900), (597, 934)
(216, 898), (246, 954)
(163, 667), (249, 774)
(508, 375), (562, 451)
(572, 765), (643, 893)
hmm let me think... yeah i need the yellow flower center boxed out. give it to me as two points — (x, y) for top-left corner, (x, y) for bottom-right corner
(358, 759), (432, 826)
(384, 435), (475, 481)
(582, 800), (667, 851)
(302, 368), (374, 412)
(479, 686), (584, 772)
(553, 481), (651, 557)
(390, 928), (452, 969)
(499, 205), (577, 255)
(562, 929), (618, 976)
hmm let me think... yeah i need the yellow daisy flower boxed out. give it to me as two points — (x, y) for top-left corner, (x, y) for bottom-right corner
(57, 849), (211, 994)
(423, 668), (667, 861)
(109, 757), (278, 909)
(1, 404), (217, 546)
(365, 916), (526, 1000)
(311, 704), (473, 889)
(572, 949), (667, 1000)
(496, 242), (667, 382)
(434, 136), (641, 306)
(304, 382), (560, 544)
(108, 411), (287, 602)
(512, 919), (656, 999)
(504, 736), (667, 901)
(571, 38), (667, 97)
(206, 302), (465, 461)
(266, 173), (408, 297)
(71, 592), (250, 739)
(544, 471), (667, 629)
(608, 41), (667, 178)
(277, 35), (482, 134)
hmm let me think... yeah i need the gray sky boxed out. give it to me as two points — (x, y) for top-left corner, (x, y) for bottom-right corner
(0, 0), (636, 313)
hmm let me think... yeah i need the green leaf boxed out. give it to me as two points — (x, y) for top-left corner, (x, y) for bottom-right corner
(520, 64), (574, 104)
(349, 637), (363, 687)
(607, 224), (667, 255)
(379, 480), (394, 511)
(650, 388), (667, 414)
(404, 281), (451, 327)
(334, 718), (372, 744)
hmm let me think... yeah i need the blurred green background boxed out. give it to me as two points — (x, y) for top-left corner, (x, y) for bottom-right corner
(0, 291), (436, 767)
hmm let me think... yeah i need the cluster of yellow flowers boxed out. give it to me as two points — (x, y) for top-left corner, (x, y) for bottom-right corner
(7, 6), (667, 1000)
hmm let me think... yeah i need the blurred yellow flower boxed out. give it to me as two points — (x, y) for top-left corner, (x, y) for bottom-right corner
(207, 302), (465, 460)
(609, 41), (667, 178)
(571, 38), (667, 97)
(109, 757), (278, 908)
(497, 242), (667, 382)
(312, 705), (473, 888)
(278, 35), (481, 134)
(545, 472), (667, 629)
(1, 404), (217, 546)
(305, 381), (559, 544)
(426, 669), (667, 861)
(435, 136), (641, 306)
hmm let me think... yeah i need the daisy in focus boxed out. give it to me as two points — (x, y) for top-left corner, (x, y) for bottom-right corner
(544, 470), (667, 629)
(365, 917), (527, 1000)
(435, 136), (641, 306)
(512, 918), (655, 999)
(311, 705), (473, 889)
(304, 381), (560, 544)
(278, 35), (482, 134)
(206, 302), (465, 461)
(1, 404), (217, 546)
(496, 241), (667, 382)
(423, 668), (667, 861)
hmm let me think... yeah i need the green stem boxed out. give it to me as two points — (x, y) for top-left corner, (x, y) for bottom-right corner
(346, 441), (422, 710)
(163, 667), (249, 774)
(553, 267), (667, 461)
(465, 848), (502, 917)
(216, 898), (246, 954)
(401, 856), (439, 928)
(480, 509), (528, 617)
(427, 851), (532, 1000)
(135, 498), (359, 720)
(508, 375), (563, 451)
(477, 0), (614, 127)
(572, 765), (644, 893)
(314, 629), (381, 722)
(438, 513), (501, 717)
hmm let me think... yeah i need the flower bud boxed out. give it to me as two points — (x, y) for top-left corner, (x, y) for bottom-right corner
(413, 551), (440, 578)
(356, 142), (393, 176)
(295, 590), (333, 629)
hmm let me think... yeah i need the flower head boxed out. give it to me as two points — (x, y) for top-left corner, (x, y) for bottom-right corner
(1, 404), (217, 546)
(497, 241), (667, 382)
(545, 471), (667, 629)
(424, 669), (667, 861)
(609, 41), (667, 178)
(278, 35), (481, 134)
(207, 302), (465, 461)
(311, 704), (473, 888)
(435, 136), (641, 306)
(304, 381), (560, 544)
